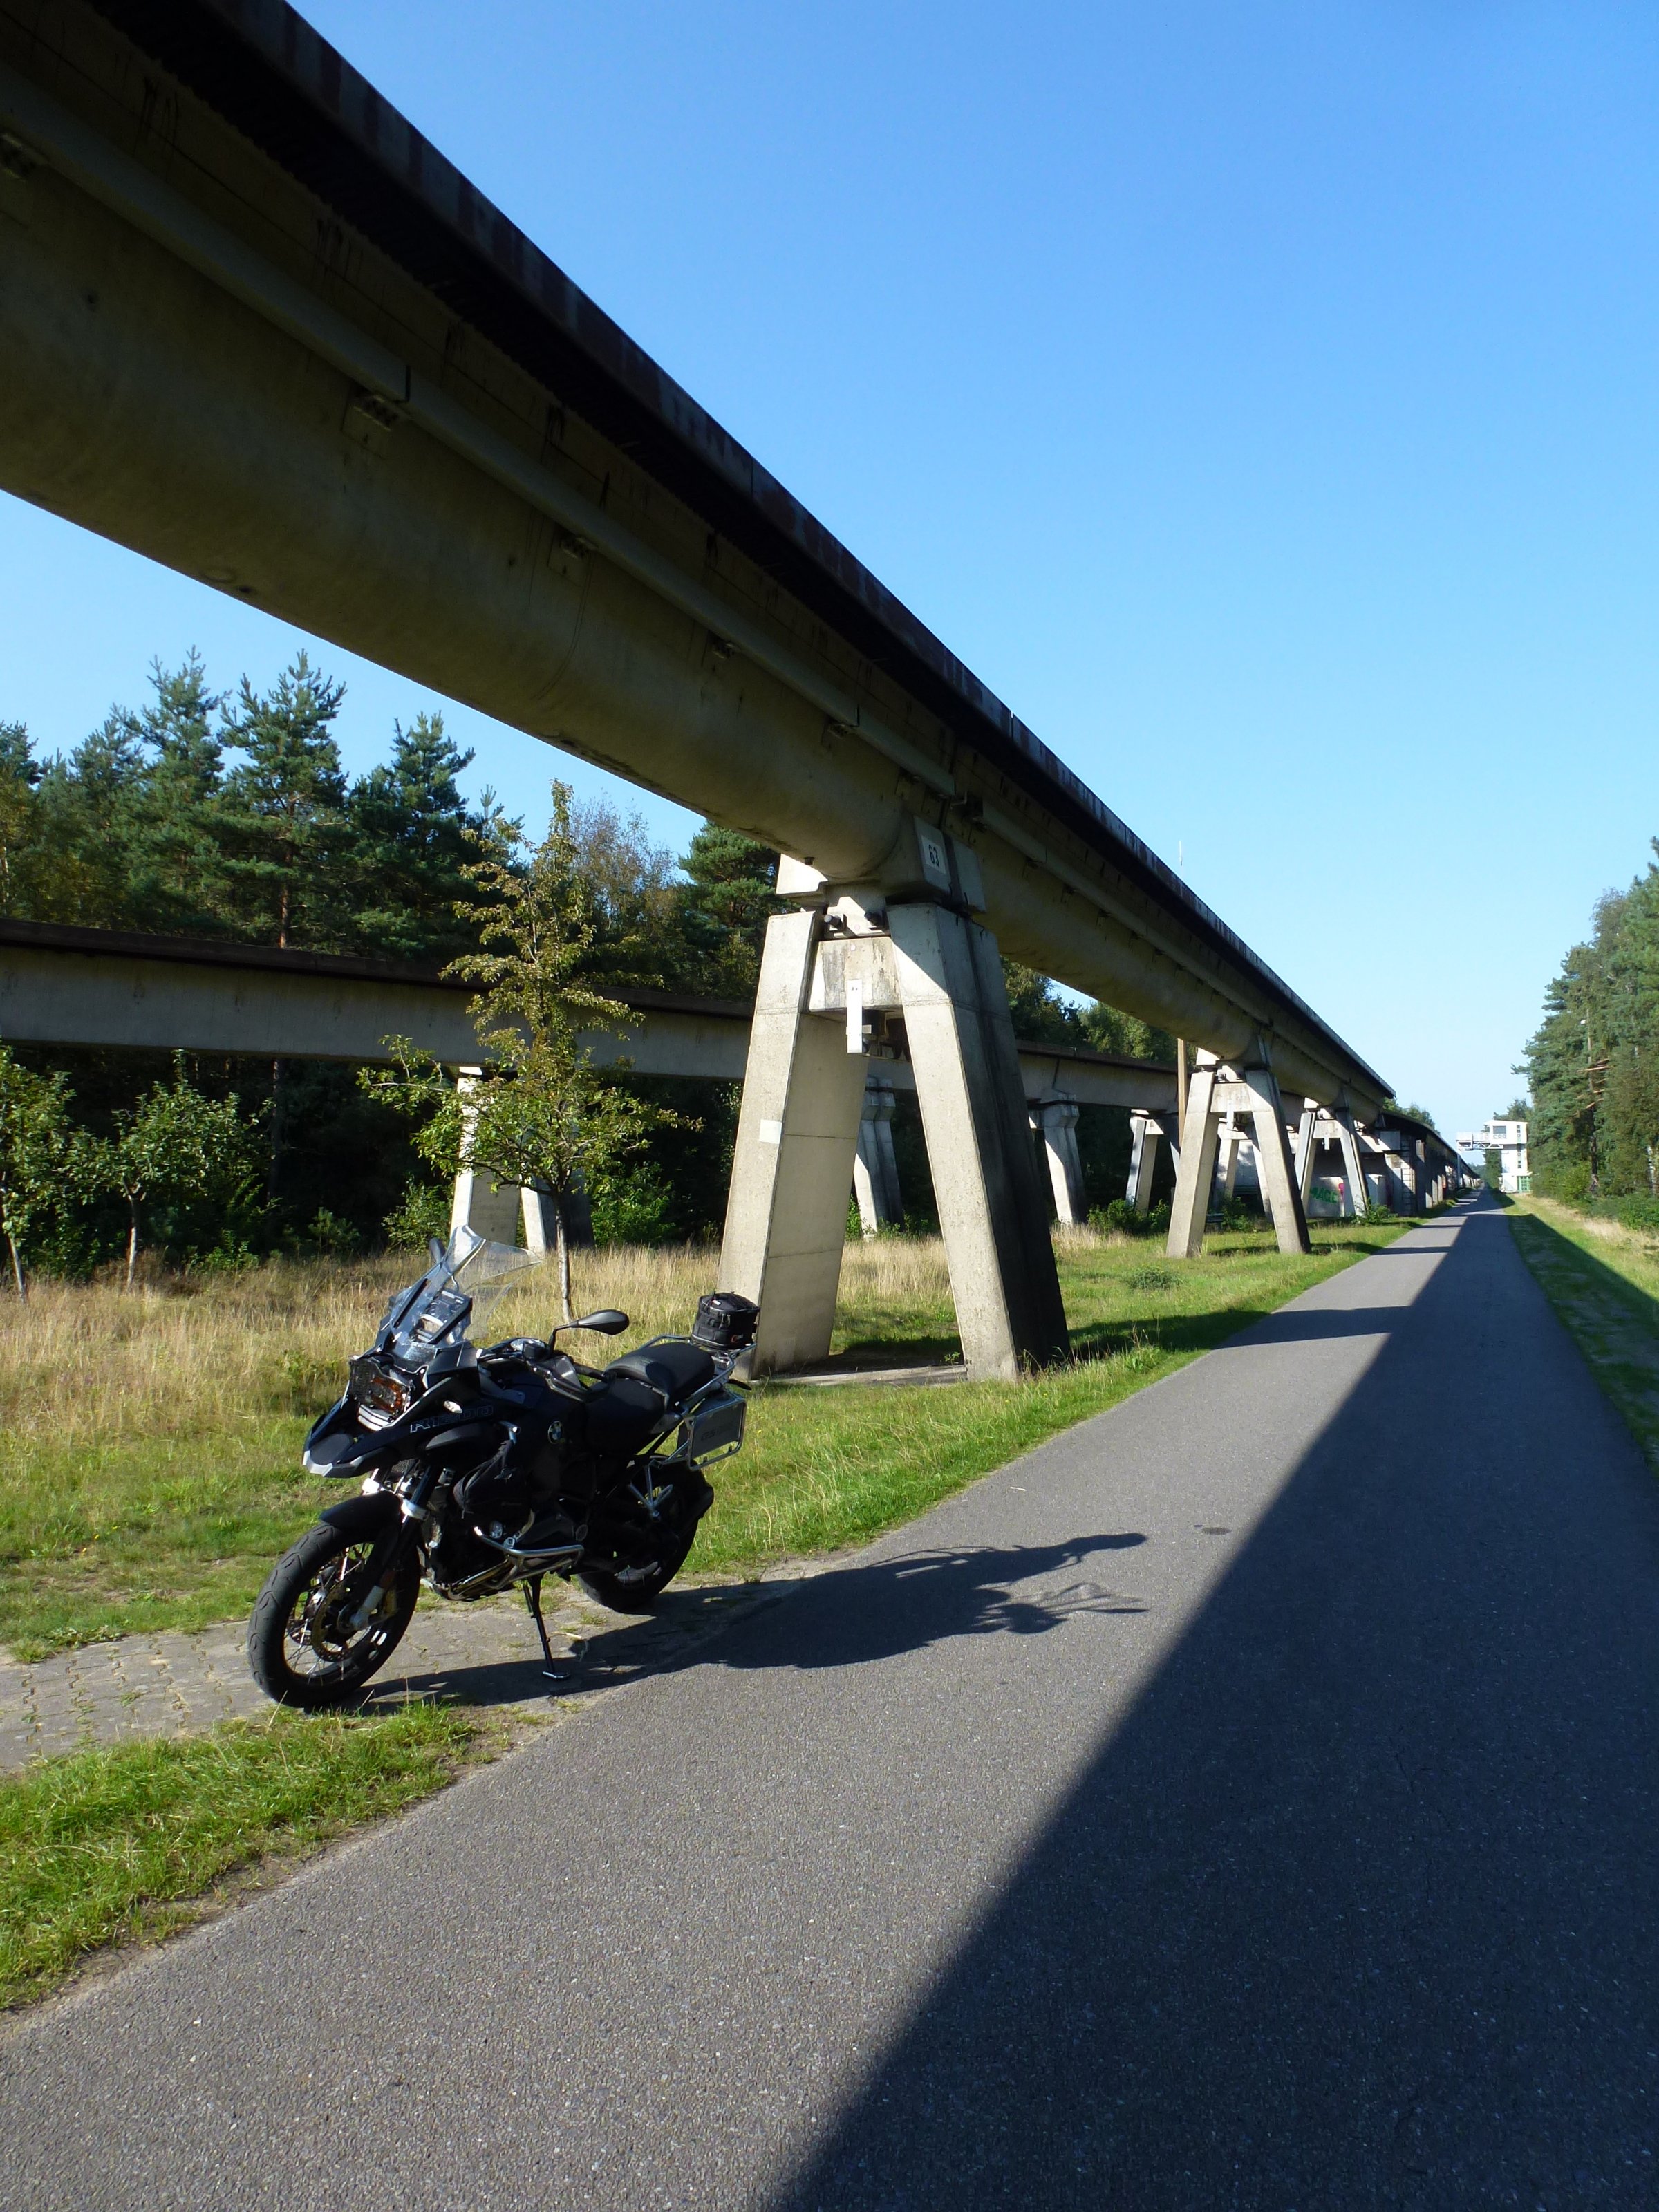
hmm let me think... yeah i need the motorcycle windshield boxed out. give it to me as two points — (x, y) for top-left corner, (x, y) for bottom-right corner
(379, 1224), (538, 1367)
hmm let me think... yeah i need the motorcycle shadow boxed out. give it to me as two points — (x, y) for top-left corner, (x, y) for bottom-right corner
(359, 1580), (787, 1712)
(714, 1532), (1151, 1672)
(361, 1533), (1150, 1711)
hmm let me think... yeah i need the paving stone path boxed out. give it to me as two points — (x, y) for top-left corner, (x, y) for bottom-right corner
(0, 1574), (793, 1770)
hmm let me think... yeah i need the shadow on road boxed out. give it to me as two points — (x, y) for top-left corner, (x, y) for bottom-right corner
(762, 1198), (1659, 2209)
(719, 1534), (1152, 1671)
(371, 1535), (1153, 1708)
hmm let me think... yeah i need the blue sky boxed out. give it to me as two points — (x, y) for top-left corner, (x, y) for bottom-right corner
(3, 0), (1655, 1139)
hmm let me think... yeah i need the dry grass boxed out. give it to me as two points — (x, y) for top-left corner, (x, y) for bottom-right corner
(0, 1221), (1417, 1658)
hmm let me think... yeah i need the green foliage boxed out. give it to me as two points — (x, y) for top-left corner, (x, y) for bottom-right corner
(382, 1179), (452, 1250)
(673, 821), (783, 997)
(1092, 1197), (1172, 1238)
(345, 712), (494, 962)
(303, 1208), (362, 1257)
(590, 1161), (680, 1245)
(364, 781), (691, 1312)
(1525, 849), (1659, 1199)
(1215, 1192), (1263, 1231)
(0, 1708), (482, 2009)
(87, 1058), (258, 1286)
(0, 1047), (82, 1297)
(1081, 1002), (1177, 1062)
(1002, 962), (1085, 1046)
(0, 653), (489, 964)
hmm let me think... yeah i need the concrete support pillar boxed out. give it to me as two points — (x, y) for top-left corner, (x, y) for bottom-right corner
(1244, 1066), (1313, 1255)
(1031, 1091), (1086, 1228)
(516, 1182), (596, 1255)
(449, 1067), (521, 1248)
(449, 1071), (593, 1255)
(1126, 1112), (1161, 1210)
(1329, 1109), (1371, 1219)
(1393, 1149), (1420, 1213)
(890, 901), (1069, 1376)
(852, 1076), (903, 1237)
(1168, 1055), (1311, 1259)
(1219, 1116), (1242, 1203)
(719, 910), (870, 1376)
(1293, 1100), (1320, 1203)
(1166, 1056), (1224, 1259)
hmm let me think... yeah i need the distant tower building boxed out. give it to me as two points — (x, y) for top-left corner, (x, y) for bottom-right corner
(1457, 1118), (1530, 1194)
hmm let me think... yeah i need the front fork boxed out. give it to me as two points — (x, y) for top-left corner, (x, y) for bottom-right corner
(345, 1477), (435, 1632)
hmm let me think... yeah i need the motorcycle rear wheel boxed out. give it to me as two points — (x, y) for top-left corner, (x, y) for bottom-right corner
(248, 1521), (420, 1709)
(576, 1475), (713, 1613)
(576, 1524), (697, 1615)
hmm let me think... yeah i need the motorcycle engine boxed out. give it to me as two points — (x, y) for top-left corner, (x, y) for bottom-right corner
(454, 1430), (567, 1542)
(424, 1519), (506, 1595)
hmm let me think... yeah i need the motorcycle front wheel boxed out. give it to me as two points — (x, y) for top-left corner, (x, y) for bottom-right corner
(247, 1520), (420, 1709)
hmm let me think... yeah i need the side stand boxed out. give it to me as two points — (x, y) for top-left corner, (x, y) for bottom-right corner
(523, 1575), (568, 1683)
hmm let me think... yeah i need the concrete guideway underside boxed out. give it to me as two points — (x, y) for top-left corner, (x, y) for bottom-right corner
(0, 0), (1410, 1368)
(3, 1197), (1653, 2207)
(0, 0), (1389, 1105)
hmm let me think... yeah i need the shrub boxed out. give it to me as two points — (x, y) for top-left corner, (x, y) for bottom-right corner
(1213, 1194), (1262, 1232)
(590, 1163), (679, 1246)
(382, 1179), (451, 1251)
(305, 1208), (362, 1258)
(1090, 1198), (1170, 1239)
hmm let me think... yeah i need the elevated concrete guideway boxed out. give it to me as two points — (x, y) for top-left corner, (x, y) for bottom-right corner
(0, 0), (1395, 1370)
(0, 918), (1180, 1113)
(0, 0), (1385, 1112)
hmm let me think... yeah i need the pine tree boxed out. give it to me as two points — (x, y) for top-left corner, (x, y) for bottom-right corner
(218, 653), (350, 949)
(121, 653), (229, 936)
(671, 821), (782, 998)
(37, 717), (149, 926)
(0, 721), (42, 919)
(346, 711), (487, 963)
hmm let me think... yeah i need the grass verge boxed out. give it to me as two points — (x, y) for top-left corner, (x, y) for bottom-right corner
(0, 1704), (487, 2012)
(0, 1220), (1430, 2014)
(1507, 1197), (1659, 1469)
(1, 1223), (1422, 1656)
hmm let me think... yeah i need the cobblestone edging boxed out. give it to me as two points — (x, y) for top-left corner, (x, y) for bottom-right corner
(0, 1575), (794, 1772)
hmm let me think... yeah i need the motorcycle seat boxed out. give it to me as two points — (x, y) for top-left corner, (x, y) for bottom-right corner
(604, 1340), (716, 1403)
(585, 1374), (672, 1460)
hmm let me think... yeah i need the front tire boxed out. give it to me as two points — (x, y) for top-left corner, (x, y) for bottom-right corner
(248, 1519), (420, 1709)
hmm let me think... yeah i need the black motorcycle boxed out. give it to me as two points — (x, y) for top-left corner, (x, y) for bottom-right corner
(247, 1226), (757, 1709)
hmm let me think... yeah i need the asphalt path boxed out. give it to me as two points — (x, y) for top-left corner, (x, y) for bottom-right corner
(5, 1194), (1658, 2209)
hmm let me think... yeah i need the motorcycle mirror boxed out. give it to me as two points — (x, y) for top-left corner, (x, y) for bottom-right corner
(565, 1309), (629, 1335)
